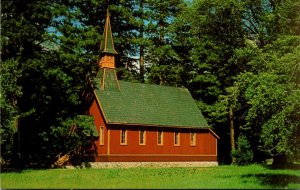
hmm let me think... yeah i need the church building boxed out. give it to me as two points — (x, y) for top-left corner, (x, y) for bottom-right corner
(86, 11), (219, 164)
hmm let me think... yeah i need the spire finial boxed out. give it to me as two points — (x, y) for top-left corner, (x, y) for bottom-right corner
(106, 8), (110, 17)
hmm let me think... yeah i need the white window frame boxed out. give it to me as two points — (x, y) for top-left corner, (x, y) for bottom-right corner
(120, 129), (127, 145)
(99, 126), (104, 145)
(157, 130), (163, 145)
(174, 131), (180, 146)
(139, 129), (146, 145)
(190, 132), (196, 146)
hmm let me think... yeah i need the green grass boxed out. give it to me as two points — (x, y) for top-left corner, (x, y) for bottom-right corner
(1, 164), (300, 189)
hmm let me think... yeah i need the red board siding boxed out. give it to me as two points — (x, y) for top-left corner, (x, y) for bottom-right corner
(109, 126), (217, 156)
(88, 96), (218, 162)
(88, 98), (108, 155)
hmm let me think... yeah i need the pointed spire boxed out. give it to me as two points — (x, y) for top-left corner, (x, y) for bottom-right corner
(98, 9), (120, 91)
(99, 9), (117, 55)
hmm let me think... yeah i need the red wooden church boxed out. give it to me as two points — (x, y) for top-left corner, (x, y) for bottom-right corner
(87, 11), (219, 164)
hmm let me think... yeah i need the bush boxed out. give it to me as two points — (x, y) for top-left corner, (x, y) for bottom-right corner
(232, 136), (253, 165)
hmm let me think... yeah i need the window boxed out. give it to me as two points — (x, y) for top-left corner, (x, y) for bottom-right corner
(190, 132), (196, 146)
(157, 130), (163, 145)
(120, 129), (127, 145)
(139, 129), (146, 145)
(174, 131), (180, 146)
(99, 126), (104, 145)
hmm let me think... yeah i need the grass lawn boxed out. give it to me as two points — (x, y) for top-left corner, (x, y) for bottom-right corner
(1, 164), (300, 189)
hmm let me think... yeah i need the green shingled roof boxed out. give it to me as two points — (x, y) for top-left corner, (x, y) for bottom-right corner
(94, 76), (209, 129)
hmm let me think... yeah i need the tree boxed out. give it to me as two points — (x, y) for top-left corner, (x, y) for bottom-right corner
(233, 36), (300, 165)
(171, 0), (246, 163)
(0, 59), (22, 164)
(1, 0), (56, 165)
(62, 0), (141, 81)
(227, 0), (300, 165)
(145, 0), (186, 86)
(242, 0), (300, 47)
(1, 0), (96, 166)
(231, 135), (254, 165)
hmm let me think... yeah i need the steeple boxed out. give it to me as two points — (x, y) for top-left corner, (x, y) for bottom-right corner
(99, 9), (117, 55)
(98, 9), (120, 91)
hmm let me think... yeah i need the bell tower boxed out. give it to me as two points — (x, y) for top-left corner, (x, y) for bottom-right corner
(98, 9), (120, 91)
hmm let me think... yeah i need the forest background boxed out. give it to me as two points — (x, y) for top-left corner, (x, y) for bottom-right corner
(1, 0), (299, 167)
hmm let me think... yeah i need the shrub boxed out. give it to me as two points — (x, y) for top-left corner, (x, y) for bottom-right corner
(232, 136), (253, 165)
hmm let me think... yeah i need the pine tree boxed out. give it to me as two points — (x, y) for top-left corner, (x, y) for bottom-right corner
(145, 0), (186, 86)
(1, 0), (97, 165)
(171, 0), (245, 163)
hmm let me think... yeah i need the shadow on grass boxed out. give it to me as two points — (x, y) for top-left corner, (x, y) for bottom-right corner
(242, 173), (300, 188)
(1, 167), (23, 173)
(1, 165), (50, 173)
(263, 163), (300, 170)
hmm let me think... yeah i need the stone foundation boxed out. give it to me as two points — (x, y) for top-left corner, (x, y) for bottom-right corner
(66, 161), (218, 169)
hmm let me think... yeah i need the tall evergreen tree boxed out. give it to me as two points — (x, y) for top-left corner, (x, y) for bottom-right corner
(1, 0), (56, 164)
(1, 0), (96, 165)
(64, 0), (141, 81)
(171, 0), (246, 163)
(145, 0), (186, 86)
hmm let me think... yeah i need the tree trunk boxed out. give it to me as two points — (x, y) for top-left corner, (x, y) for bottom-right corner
(158, 0), (164, 85)
(272, 154), (288, 168)
(139, 0), (144, 82)
(12, 116), (23, 168)
(229, 106), (236, 163)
